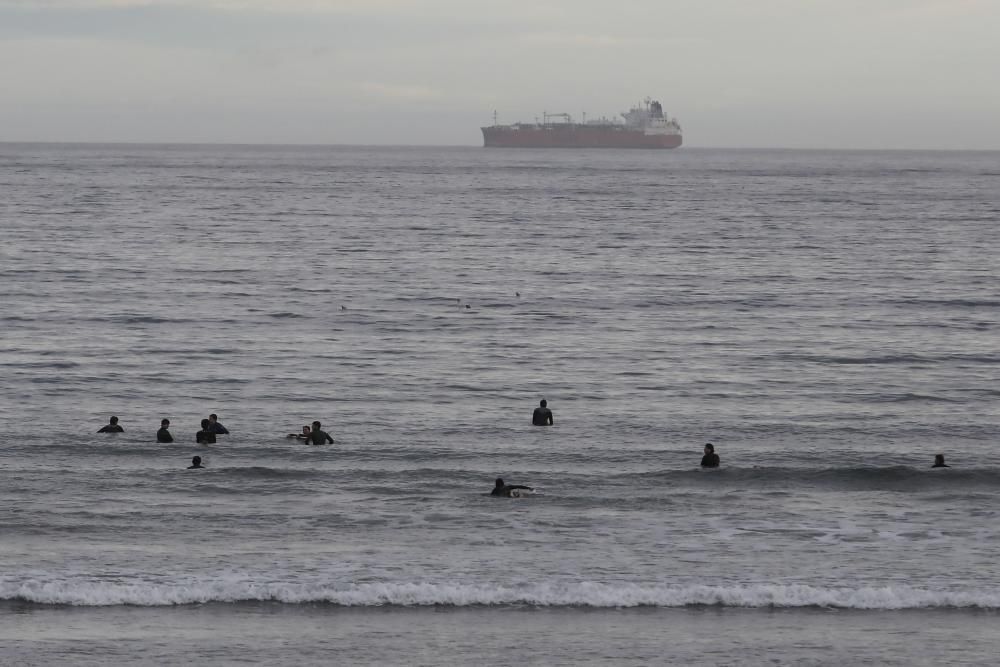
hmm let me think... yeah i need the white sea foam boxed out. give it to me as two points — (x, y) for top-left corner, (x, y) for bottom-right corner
(3, 578), (999, 609)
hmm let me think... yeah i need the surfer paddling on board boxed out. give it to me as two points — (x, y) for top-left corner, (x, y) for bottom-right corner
(491, 478), (534, 498)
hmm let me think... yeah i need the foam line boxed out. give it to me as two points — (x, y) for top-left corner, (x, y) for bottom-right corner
(3, 579), (999, 609)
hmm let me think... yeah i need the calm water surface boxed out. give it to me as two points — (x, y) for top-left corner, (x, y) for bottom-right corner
(1, 144), (999, 664)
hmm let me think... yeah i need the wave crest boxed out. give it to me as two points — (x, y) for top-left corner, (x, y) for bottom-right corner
(3, 579), (999, 609)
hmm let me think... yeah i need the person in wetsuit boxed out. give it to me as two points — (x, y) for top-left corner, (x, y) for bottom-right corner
(196, 419), (216, 444)
(207, 414), (229, 435)
(287, 425), (311, 439)
(932, 454), (950, 468)
(532, 399), (553, 426)
(304, 420), (334, 445)
(157, 419), (173, 443)
(187, 456), (205, 469)
(491, 477), (534, 497)
(701, 443), (720, 468)
(98, 416), (124, 433)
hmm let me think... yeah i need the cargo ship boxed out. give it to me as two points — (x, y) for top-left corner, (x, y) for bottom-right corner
(482, 98), (682, 149)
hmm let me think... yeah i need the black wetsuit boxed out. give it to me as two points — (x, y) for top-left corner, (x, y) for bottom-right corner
(491, 484), (533, 497)
(932, 463), (950, 468)
(208, 422), (229, 435)
(98, 424), (124, 433)
(306, 429), (334, 445)
(187, 464), (205, 469)
(157, 428), (173, 443)
(196, 430), (216, 444)
(532, 407), (553, 426)
(701, 453), (720, 468)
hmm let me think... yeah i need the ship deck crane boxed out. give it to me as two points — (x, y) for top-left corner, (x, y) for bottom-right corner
(542, 112), (573, 124)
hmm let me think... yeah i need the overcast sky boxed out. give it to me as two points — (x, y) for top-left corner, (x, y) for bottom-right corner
(1, 0), (998, 148)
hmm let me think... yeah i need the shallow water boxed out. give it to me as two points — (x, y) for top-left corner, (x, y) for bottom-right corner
(2, 603), (999, 666)
(1, 144), (999, 662)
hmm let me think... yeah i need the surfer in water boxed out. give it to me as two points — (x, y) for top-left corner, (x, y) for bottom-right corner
(187, 456), (205, 469)
(304, 421), (334, 445)
(98, 416), (124, 433)
(207, 414), (229, 435)
(196, 419), (216, 444)
(701, 443), (720, 468)
(287, 425), (311, 439)
(932, 454), (950, 468)
(491, 477), (534, 497)
(532, 399), (553, 426)
(157, 419), (173, 443)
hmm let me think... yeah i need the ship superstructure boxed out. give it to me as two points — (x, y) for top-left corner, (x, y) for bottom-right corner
(482, 98), (682, 149)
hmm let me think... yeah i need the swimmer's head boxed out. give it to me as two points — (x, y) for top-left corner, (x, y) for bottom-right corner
(209, 413), (219, 422)
(495, 477), (504, 488)
(302, 425), (311, 434)
(935, 454), (946, 465)
(109, 416), (119, 424)
(540, 399), (547, 407)
(704, 443), (714, 454)
(192, 456), (202, 466)
(161, 418), (170, 427)
(312, 421), (321, 429)
(201, 418), (210, 429)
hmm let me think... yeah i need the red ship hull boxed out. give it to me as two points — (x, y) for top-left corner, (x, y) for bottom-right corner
(482, 125), (682, 149)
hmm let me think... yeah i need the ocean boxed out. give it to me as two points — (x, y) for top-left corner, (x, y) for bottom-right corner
(1, 143), (999, 665)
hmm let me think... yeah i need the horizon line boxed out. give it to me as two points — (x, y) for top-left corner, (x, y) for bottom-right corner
(2, 140), (999, 153)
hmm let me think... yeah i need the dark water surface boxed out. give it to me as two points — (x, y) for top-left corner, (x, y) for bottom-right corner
(2, 144), (999, 664)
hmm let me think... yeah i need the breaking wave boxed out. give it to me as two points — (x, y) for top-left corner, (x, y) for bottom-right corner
(4, 579), (1000, 609)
